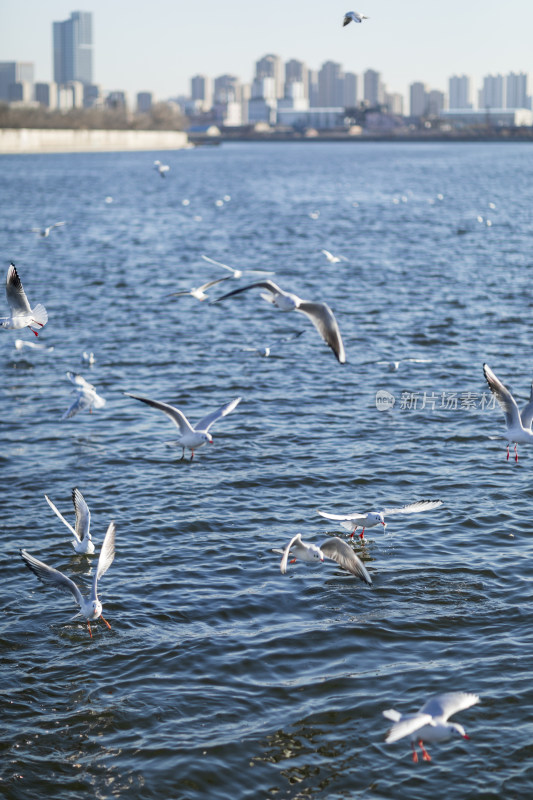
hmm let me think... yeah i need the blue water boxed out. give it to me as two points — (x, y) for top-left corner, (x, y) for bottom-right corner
(1, 141), (532, 799)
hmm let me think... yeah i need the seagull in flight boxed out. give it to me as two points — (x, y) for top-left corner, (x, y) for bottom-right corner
(279, 534), (372, 585)
(213, 279), (346, 364)
(44, 488), (96, 555)
(317, 500), (443, 540)
(483, 363), (533, 462)
(0, 263), (48, 337)
(20, 520), (116, 638)
(62, 372), (106, 419)
(124, 393), (242, 459)
(31, 221), (66, 238)
(15, 339), (54, 352)
(167, 275), (232, 302)
(201, 254), (275, 278)
(154, 160), (170, 178)
(343, 10), (369, 26)
(383, 692), (480, 763)
(321, 249), (347, 264)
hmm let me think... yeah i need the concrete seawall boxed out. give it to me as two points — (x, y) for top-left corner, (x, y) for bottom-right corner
(0, 128), (190, 154)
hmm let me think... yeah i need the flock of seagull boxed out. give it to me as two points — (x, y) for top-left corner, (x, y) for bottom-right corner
(3, 60), (529, 759)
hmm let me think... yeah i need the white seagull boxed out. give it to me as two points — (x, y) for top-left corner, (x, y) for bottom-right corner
(167, 275), (232, 302)
(31, 221), (66, 238)
(201, 254), (275, 278)
(483, 363), (533, 462)
(317, 500), (443, 540)
(20, 521), (116, 638)
(376, 358), (432, 372)
(154, 160), (170, 178)
(343, 10), (369, 26)
(82, 351), (95, 366)
(279, 534), (372, 584)
(383, 692), (480, 763)
(124, 393), (242, 459)
(0, 263), (48, 337)
(15, 339), (54, 352)
(214, 279), (346, 364)
(44, 488), (96, 555)
(62, 372), (106, 419)
(321, 249), (347, 264)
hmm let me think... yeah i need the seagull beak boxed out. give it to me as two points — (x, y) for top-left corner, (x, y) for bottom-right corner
(381, 521), (386, 527)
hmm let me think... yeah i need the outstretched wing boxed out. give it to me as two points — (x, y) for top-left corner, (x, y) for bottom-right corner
(280, 533), (302, 574)
(520, 381), (533, 430)
(317, 509), (366, 522)
(213, 280), (284, 303)
(62, 393), (90, 419)
(195, 397), (242, 432)
(483, 363), (523, 430)
(296, 301), (346, 364)
(419, 692), (480, 722)
(6, 264), (32, 314)
(20, 549), (83, 607)
(381, 500), (443, 516)
(44, 493), (79, 540)
(384, 713), (433, 744)
(72, 488), (91, 542)
(92, 521), (116, 599)
(124, 393), (195, 435)
(320, 537), (372, 585)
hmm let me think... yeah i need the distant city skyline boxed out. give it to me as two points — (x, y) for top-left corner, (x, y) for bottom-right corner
(1, 0), (532, 103)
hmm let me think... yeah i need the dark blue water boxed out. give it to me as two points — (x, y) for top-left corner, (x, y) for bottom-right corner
(1, 142), (532, 799)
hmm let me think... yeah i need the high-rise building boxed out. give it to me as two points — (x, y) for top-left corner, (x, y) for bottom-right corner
(53, 11), (93, 86)
(363, 69), (384, 106)
(478, 74), (505, 109)
(344, 72), (358, 108)
(191, 75), (212, 110)
(285, 59), (309, 99)
(505, 72), (529, 109)
(384, 91), (404, 115)
(214, 75), (241, 104)
(409, 82), (428, 117)
(318, 61), (344, 107)
(137, 92), (153, 114)
(427, 89), (446, 116)
(448, 75), (472, 109)
(35, 82), (58, 109)
(255, 54), (283, 98)
(0, 62), (34, 101)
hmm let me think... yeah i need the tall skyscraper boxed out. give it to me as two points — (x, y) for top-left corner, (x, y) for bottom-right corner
(0, 62), (34, 101)
(505, 72), (529, 109)
(53, 11), (93, 86)
(409, 82), (428, 116)
(285, 59), (309, 98)
(191, 75), (212, 110)
(255, 54), (283, 98)
(363, 69), (384, 106)
(448, 75), (472, 109)
(478, 74), (505, 109)
(318, 61), (344, 107)
(343, 72), (358, 107)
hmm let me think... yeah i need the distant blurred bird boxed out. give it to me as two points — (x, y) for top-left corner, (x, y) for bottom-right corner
(167, 275), (231, 302)
(343, 10), (369, 26)
(31, 221), (66, 238)
(201, 254), (275, 278)
(383, 692), (480, 763)
(15, 339), (54, 352)
(321, 249), (347, 264)
(0, 263), (48, 337)
(62, 372), (106, 419)
(154, 160), (170, 178)
(82, 351), (95, 366)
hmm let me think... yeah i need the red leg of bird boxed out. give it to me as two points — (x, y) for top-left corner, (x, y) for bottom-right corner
(507, 444), (510, 460)
(31, 328), (39, 337)
(419, 740), (431, 761)
(515, 444), (518, 463)
(290, 558), (296, 564)
(87, 621), (93, 638)
(411, 743), (418, 763)
(191, 450), (194, 461)
(359, 528), (365, 541)
(100, 615), (112, 630)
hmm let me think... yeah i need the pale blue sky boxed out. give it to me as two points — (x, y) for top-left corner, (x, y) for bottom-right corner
(1, 1), (532, 102)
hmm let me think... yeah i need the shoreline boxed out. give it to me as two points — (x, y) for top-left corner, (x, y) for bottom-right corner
(0, 128), (189, 154)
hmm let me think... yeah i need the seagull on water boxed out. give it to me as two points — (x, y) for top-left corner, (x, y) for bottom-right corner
(317, 500), (443, 540)
(124, 393), (242, 459)
(321, 249), (347, 264)
(44, 488), (96, 555)
(20, 521), (116, 638)
(167, 275), (232, 302)
(383, 692), (480, 763)
(62, 372), (106, 419)
(279, 533), (372, 584)
(343, 10), (369, 26)
(31, 221), (66, 238)
(0, 263), (48, 337)
(201, 254), (275, 278)
(213, 279), (346, 364)
(375, 358), (432, 372)
(483, 363), (533, 462)
(154, 160), (170, 178)
(82, 351), (95, 366)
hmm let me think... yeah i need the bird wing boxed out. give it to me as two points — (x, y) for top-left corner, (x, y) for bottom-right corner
(520, 381), (533, 430)
(419, 692), (480, 722)
(124, 393), (195, 434)
(483, 363), (523, 430)
(90, 391), (106, 410)
(319, 538), (372, 584)
(195, 397), (242, 432)
(296, 301), (346, 363)
(44, 493), (79, 540)
(67, 372), (94, 391)
(213, 280), (284, 303)
(280, 534), (302, 574)
(384, 713), (433, 744)
(343, 14), (353, 26)
(201, 254), (237, 274)
(62, 393), (90, 419)
(92, 521), (116, 600)
(51, 221), (66, 230)
(20, 549), (83, 606)
(381, 500), (443, 516)
(317, 509), (367, 522)
(6, 264), (32, 314)
(197, 276), (233, 293)
(72, 488), (90, 542)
